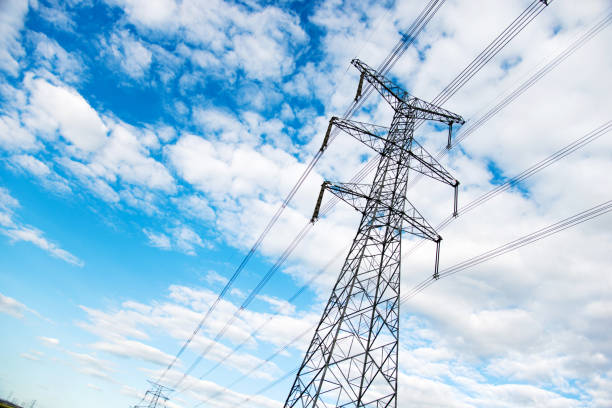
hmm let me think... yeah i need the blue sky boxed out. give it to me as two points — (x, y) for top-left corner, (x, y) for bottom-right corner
(1, 0), (611, 407)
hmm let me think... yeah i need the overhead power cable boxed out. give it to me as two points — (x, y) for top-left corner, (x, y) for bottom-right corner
(451, 10), (612, 149)
(196, 246), (345, 381)
(426, 0), (550, 111)
(405, 119), (612, 257)
(237, 367), (300, 407)
(149, 0), (448, 388)
(402, 199), (612, 303)
(323, 0), (557, 213)
(173, 222), (313, 389)
(192, 326), (314, 408)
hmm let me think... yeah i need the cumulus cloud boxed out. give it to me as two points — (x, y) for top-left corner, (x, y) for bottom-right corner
(256, 294), (295, 315)
(28, 31), (84, 83)
(143, 228), (171, 250)
(76, 283), (318, 387)
(0, 111), (39, 151)
(104, 0), (307, 81)
(93, 339), (176, 366)
(9, 154), (51, 176)
(100, 29), (152, 79)
(143, 224), (207, 255)
(23, 76), (108, 153)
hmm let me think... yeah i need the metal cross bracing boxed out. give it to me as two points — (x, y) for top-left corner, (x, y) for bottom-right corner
(284, 59), (464, 408)
(133, 381), (172, 408)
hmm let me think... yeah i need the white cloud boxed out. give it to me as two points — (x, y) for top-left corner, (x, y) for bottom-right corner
(9, 154), (51, 176)
(87, 383), (103, 391)
(38, 336), (60, 346)
(91, 123), (175, 193)
(0, 186), (83, 265)
(20, 351), (43, 361)
(75, 282), (318, 391)
(100, 29), (152, 79)
(31, 1), (76, 32)
(28, 32), (84, 83)
(174, 194), (215, 222)
(143, 224), (207, 255)
(143, 228), (171, 250)
(172, 225), (206, 255)
(7, 153), (72, 194)
(204, 270), (228, 287)
(23, 76), (108, 153)
(4, 75), (175, 209)
(106, 0), (178, 27)
(0, 186), (20, 214)
(93, 338), (175, 366)
(0, 0), (28, 75)
(0, 111), (39, 151)
(3, 225), (84, 266)
(104, 0), (307, 81)
(0, 292), (31, 318)
(69, 351), (116, 381)
(256, 294), (295, 315)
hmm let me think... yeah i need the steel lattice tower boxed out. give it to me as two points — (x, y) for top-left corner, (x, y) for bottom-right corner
(133, 381), (172, 408)
(284, 59), (464, 408)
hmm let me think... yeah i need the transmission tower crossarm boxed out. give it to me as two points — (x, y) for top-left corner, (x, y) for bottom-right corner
(407, 138), (458, 186)
(331, 117), (458, 188)
(319, 115), (461, 218)
(326, 182), (372, 213)
(332, 117), (391, 153)
(318, 181), (441, 242)
(351, 58), (465, 125)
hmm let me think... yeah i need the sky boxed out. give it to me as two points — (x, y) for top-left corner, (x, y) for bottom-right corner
(0, 0), (611, 407)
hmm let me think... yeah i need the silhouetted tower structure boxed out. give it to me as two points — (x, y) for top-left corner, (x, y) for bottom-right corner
(284, 59), (464, 407)
(133, 381), (172, 408)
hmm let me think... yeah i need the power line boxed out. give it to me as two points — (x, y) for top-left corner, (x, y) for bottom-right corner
(427, 0), (550, 110)
(405, 119), (612, 257)
(322, 0), (557, 215)
(195, 246), (346, 382)
(192, 326), (314, 408)
(172, 222), (313, 389)
(237, 367), (299, 407)
(403, 200), (612, 302)
(451, 10), (612, 150)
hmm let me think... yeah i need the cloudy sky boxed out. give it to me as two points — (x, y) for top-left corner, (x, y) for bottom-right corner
(0, 0), (611, 407)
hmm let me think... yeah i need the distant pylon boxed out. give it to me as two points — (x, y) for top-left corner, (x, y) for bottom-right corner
(284, 59), (464, 407)
(133, 381), (173, 408)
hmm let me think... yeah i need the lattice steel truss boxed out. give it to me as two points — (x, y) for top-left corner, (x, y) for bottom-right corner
(285, 59), (464, 408)
(133, 381), (172, 408)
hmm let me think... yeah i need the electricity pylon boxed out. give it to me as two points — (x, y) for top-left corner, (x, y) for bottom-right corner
(133, 381), (172, 408)
(284, 59), (464, 408)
